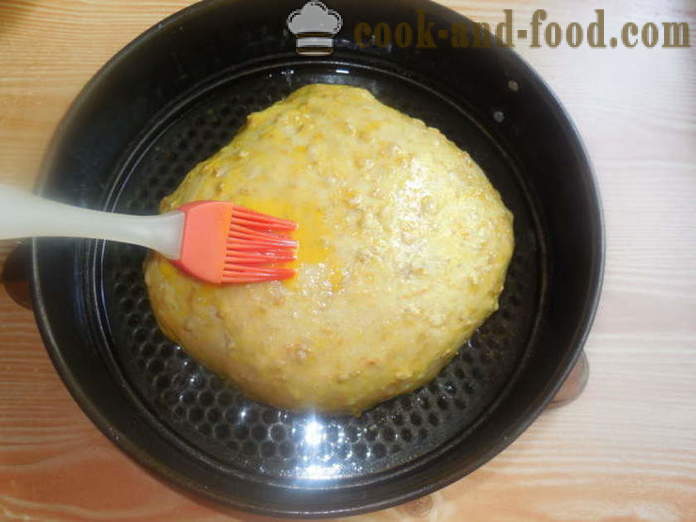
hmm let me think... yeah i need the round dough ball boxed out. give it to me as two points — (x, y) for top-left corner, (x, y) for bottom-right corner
(144, 84), (513, 414)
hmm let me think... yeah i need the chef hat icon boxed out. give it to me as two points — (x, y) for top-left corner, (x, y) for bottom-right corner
(287, 1), (343, 56)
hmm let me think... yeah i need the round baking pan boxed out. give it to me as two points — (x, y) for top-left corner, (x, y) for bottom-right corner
(3, 0), (603, 517)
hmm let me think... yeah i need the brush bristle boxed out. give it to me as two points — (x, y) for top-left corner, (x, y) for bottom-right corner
(231, 205), (297, 232)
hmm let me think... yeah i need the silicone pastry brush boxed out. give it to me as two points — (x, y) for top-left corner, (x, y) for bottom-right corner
(0, 185), (297, 284)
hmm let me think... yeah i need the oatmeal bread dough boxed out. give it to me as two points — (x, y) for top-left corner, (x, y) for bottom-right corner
(144, 84), (514, 414)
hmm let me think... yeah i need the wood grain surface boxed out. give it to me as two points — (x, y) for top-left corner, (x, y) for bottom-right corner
(1, 1), (695, 520)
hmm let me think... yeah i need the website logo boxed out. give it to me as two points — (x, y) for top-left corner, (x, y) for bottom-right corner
(287, 1), (343, 56)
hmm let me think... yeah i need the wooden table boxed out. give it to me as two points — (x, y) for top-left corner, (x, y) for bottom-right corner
(1, 1), (695, 520)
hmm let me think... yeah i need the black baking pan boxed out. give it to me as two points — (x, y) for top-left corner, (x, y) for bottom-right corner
(1, 0), (603, 518)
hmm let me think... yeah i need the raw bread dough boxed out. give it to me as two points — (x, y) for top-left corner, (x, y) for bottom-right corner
(144, 84), (514, 414)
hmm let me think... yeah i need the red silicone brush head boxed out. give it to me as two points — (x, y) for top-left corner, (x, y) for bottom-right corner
(171, 201), (297, 285)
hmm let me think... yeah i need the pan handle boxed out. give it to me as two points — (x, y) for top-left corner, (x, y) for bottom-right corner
(548, 350), (589, 408)
(1, 242), (32, 310)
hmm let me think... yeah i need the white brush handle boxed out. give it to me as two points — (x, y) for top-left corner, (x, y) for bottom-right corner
(0, 184), (184, 259)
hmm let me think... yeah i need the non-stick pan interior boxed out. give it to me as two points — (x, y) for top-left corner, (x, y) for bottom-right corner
(95, 60), (543, 484)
